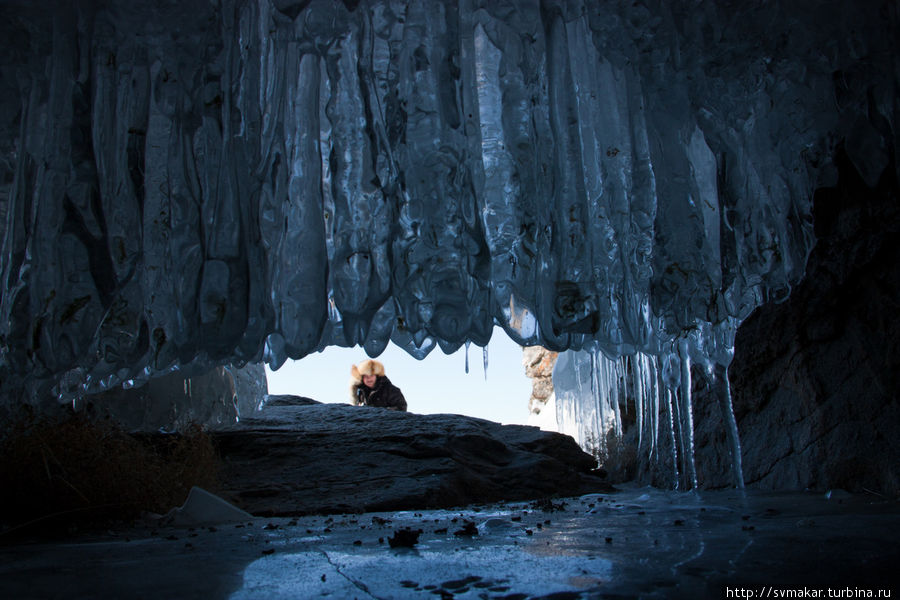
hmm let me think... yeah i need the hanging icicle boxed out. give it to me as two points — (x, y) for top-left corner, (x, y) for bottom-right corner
(552, 332), (745, 491)
(677, 338), (699, 489)
(718, 365), (745, 489)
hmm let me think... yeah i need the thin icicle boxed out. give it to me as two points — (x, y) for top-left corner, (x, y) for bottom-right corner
(597, 350), (608, 459)
(594, 349), (606, 457)
(649, 356), (660, 461)
(578, 350), (590, 454)
(718, 365), (745, 489)
(589, 348), (601, 458)
(611, 358), (624, 440)
(678, 338), (698, 489)
(464, 340), (470, 374)
(640, 355), (650, 456)
(482, 345), (488, 381)
(667, 350), (687, 491)
(666, 387), (680, 490)
(634, 354), (644, 452)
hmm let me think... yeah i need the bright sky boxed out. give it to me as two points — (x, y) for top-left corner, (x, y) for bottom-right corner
(264, 326), (535, 425)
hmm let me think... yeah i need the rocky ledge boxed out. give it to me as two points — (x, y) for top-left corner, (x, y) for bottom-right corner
(213, 395), (610, 516)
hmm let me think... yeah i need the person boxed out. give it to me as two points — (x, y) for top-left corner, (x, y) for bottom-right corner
(349, 359), (407, 411)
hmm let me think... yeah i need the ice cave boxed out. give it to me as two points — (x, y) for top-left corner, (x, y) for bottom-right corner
(0, 0), (898, 597)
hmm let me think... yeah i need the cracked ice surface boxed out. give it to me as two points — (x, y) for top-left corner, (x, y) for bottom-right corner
(0, 0), (896, 401)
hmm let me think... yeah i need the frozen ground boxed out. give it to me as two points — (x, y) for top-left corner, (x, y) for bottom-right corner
(1, 485), (897, 599)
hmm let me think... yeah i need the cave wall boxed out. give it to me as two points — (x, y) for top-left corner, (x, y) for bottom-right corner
(541, 154), (900, 493)
(720, 153), (900, 494)
(624, 153), (900, 493)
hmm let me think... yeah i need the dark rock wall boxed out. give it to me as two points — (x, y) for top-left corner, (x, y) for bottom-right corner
(720, 151), (900, 494)
(614, 151), (900, 494)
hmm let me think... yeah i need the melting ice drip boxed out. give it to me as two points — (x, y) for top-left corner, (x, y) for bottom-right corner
(0, 0), (894, 489)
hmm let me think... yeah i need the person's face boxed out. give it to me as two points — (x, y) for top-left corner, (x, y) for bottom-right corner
(362, 374), (377, 388)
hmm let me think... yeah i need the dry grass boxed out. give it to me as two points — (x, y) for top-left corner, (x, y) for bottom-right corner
(0, 409), (219, 538)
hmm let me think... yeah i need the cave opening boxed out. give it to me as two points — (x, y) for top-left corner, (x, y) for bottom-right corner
(264, 325), (534, 425)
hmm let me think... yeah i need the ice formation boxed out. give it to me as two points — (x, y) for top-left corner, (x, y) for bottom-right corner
(554, 323), (741, 488)
(0, 1), (896, 483)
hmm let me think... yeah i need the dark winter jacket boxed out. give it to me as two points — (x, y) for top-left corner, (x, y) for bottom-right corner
(351, 375), (407, 411)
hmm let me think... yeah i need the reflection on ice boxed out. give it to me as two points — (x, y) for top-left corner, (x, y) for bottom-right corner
(1, 488), (896, 598)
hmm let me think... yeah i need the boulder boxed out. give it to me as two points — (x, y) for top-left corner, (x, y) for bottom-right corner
(213, 395), (610, 516)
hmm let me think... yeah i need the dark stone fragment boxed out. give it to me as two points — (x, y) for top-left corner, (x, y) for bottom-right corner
(387, 527), (422, 548)
(453, 521), (478, 536)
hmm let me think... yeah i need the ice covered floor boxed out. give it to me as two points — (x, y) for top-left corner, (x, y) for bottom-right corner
(1, 486), (898, 599)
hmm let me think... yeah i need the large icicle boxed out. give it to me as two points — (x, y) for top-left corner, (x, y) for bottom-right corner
(677, 338), (698, 490)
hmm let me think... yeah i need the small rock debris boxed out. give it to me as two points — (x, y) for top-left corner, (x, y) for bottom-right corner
(453, 521), (478, 536)
(388, 527), (423, 548)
